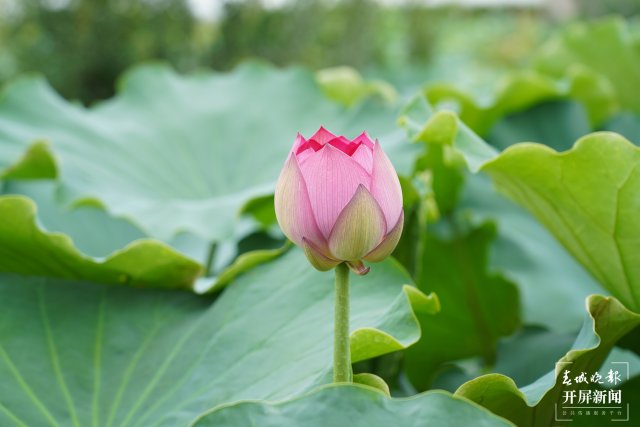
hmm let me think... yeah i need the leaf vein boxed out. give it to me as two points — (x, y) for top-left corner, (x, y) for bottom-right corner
(39, 286), (81, 427)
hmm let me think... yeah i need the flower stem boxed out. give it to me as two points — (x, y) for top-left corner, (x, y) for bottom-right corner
(333, 262), (352, 383)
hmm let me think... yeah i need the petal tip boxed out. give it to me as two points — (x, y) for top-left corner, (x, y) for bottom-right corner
(363, 210), (404, 263)
(293, 133), (308, 152)
(309, 126), (338, 145)
(354, 131), (374, 148)
(347, 260), (370, 275)
(302, 238), (340, 271)
(328, 184), (386, 261)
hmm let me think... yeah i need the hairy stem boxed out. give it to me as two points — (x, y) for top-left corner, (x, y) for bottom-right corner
(333, 263), (352, 383)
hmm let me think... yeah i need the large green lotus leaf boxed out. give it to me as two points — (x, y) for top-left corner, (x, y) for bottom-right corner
(464, 101), (637, 328)
(460, 173), (602, 332)
(535, 17), (640, 114)
(455, 295), (640, 427)
(1, 179), (228, 272)
(0, 181), (289, 292)
(399, 98), (600, 331)
(0, 140), (57, 180)
(487, 100), (591, 151)
(2, 180), (146, 259)
(476, 132), (640, 312)
(193, 384), (514, 427)
(401, 95), (640, 313)
(0, 195), (202, 289)
(432, 326), (574, 393)
(0, 249), (435, 427)
(434, 329), (640, 395)
(0, 62), (417, 243)
(425, 69), (616, 136)
(487, 99), (639, 153)
(404, 222), (520, 390)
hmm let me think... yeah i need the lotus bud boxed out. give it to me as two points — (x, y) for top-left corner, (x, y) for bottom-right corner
(275, 127), (403, 275)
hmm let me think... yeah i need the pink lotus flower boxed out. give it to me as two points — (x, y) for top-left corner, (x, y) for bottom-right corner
(275, 127), (403, 275)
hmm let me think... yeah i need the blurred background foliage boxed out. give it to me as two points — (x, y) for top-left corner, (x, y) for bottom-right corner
(1, 0), (638, 104)
(1, 1), (640, 423)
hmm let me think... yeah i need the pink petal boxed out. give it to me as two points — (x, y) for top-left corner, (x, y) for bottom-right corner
(327, 185), (386, 261)
(292, 133), (307, 153)
(302, 238), (340, 271)
(300, 144), (371, 238)
(327, 136), (358, 155)
(309, 126), (337, 145)
(351, 143), (373, 173)
(364, 210), (404, 262)
(274, 153), (325, 248)
(352, 131), (374, 149)
(370, 141), (403, 230)
(296, 149), (314, 165)
(296, 139), (323, 154)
